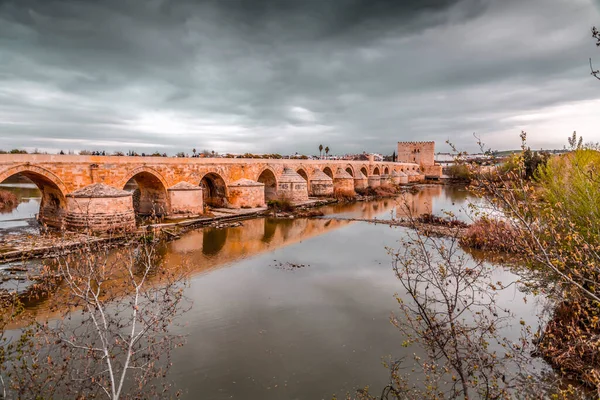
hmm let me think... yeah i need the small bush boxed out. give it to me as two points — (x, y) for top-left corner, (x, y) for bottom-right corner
(0, 190), (18, 212)
(447, 164), (472, 181)
(417, 213), (468, 228)
(355, 185), (398, 197)
(334, 188), (355, 200)
(374, 184), (398, 197)
(267, 199), (295, 212)
(459, 218), (520, 253)
(355, 187), (370, 196)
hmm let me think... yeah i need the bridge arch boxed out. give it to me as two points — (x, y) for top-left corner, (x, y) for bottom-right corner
(0, 164), (69, 228)
(372, 166), (380, 175)
(360, 166), (368, 177)
(383, 166), (389, 175)
(200, 172), (228, 208)
(322, 166), (334, 179)
(257, 168), (278, 201)
(120, 166), (170, 216)
(295, 168), (309, 182)
(345, 165), (355, 177)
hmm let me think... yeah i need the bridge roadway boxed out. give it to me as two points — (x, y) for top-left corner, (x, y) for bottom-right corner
(0, 154), (424, 232)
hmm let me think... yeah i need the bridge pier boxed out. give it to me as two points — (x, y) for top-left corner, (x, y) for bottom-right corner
(227, 178), (265, 208)
(168, 181), (204, 216)
(333, 168), (355, 194)
(406, 169), (420, 183)
(64, 183), (136, 232)
(277, 168), (308, 202)
(368, 175), (381, 188)
(397, 170), (409, 184)
(380, 173), (391, 185)
(38, 185), (67, 229)
(353, 171), (368, 190)
(308, 169), (333, 197)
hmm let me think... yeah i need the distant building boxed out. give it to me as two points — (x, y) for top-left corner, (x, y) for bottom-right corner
(397, 141), (442, 177)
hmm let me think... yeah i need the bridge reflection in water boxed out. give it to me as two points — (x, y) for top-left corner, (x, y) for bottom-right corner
(6, 185), (469, 319)
(163, 217), (354, 275)
(161, 184), (467, 276)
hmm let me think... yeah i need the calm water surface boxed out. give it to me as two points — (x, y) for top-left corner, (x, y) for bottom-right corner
(159, 186), (545, 399)
(1, 185), (548, 399)
(0, 182), (41, 233)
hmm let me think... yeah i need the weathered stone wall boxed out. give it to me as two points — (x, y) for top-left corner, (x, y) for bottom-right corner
(311, 181), (334, 196)
(333, 169), (355, 193)
(227, 179), (265, 208)
(65, 196), (136, 232)
(354, 177), (368, 190)
(169, 186), (203, 215)
(368, 175), (381, 188)
(397, 141), (436, 167)
(380, 174), (392, 185)
(278, 181), (308, 201)
(38, 184), (67, 229)
(0, 154), (424, 231)
(277, 169), (309, 202)
(309, 169), (333, 197)
(0, 155), (419, 194)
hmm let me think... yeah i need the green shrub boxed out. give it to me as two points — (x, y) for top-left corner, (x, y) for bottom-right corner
(537, 149), (600, 241)
(447, 164), (472, 181)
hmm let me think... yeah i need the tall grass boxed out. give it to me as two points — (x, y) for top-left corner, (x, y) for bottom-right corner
(334, 188), (355, 200)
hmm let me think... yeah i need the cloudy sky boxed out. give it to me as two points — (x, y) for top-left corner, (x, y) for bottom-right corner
(1, 0), (599, 155)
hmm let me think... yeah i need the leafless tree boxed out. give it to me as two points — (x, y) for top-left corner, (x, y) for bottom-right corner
(381, 201), (533, 399)
(1, 236), (190, 399)
(590, 27), (600, 80)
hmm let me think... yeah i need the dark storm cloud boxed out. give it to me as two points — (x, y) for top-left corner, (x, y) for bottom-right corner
(0, 0), (598, 155)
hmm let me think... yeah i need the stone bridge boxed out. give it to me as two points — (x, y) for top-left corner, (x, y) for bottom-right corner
(0, 154), (426, 232)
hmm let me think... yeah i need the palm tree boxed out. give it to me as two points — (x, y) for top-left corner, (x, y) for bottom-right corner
(325, 146), (330, 159)
(319, 144), (323, 159)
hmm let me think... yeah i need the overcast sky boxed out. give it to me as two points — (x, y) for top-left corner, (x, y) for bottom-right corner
(1, 0), (599, 155)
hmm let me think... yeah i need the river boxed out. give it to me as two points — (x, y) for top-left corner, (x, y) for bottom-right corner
(0, 184), (552, 399)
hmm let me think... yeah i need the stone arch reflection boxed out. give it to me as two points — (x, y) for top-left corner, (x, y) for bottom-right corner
(262, 218), (277, 243)
(202, 227), (228, 256)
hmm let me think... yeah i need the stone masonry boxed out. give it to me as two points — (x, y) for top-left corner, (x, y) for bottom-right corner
(0, 153), (436, 231)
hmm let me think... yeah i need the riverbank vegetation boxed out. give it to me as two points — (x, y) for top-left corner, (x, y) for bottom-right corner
(425, 133), (599, 396)
(355, 184), (400, 198)
(0, 190), (17, 213)
(345, 132), (600, 399)
(453, 132), (600, 395)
